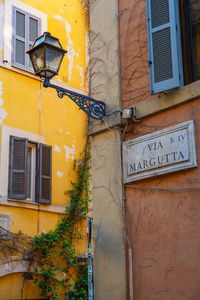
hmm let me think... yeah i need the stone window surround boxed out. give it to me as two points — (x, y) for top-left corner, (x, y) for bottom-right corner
(0, 125), (66, 214)
(3, 0), (47, 69)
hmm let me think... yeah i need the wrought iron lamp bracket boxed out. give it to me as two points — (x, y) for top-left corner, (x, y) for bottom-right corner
(43, 78), (106, 120)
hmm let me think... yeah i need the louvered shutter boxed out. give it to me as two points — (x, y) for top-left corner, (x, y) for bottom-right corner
(8, 136), (28, 199)
(38, 144), (52, 204)
(146, 0), (183, 94)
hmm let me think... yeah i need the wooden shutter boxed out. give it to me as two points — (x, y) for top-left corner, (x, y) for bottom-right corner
(146, 0), (183, 94)
(38, 144), (52, 204)
(8, 136), (28, 199)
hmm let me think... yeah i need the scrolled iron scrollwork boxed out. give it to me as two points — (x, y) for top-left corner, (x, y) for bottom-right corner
(57, 90), (65, 98)
(43, 78), (106, 120)
(56, 88), (105, 120)
(89, 102), (105, 119)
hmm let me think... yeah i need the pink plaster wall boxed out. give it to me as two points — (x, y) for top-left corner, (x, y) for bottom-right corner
(119, 1), (200, 299)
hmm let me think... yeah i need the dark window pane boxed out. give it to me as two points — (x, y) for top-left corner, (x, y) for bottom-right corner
(179, 0), (200, 84)
(29, 18), (38, 42)
(27, 147), (32, 198)
(190, 0), (200, 81)
(15, 40), (25, 65)
(16, 11), (25, 38)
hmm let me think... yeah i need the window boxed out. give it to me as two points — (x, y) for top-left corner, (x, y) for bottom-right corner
(3, 0), (47, 71)
(26, 143), (36, 200)
(179, 0), (200, 85)
(12, 6), (41, 71)
(146, 0), (200, 94)
(8, 136), (52, 204)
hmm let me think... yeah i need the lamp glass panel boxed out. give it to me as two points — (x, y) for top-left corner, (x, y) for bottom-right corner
(33, 35), (45, 47)
(30, 46), (45, 73)
(45, 35), (61, 48)
(45, 47), (63, 73)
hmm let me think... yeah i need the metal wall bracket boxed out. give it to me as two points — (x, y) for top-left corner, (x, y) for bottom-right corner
(43, 78), (106, 120)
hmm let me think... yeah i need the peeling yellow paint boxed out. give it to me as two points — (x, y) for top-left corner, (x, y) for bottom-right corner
(57, 170), (64, 177)
(64, 144), (76, 161)
(76, 64), (84, 87)
(0, 81), (7, 125)
(54, 144), (61, 153)
(0, 0), (88, 298)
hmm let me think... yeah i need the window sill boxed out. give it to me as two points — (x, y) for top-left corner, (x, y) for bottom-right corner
(0, 61), (88, 95)
(88, 80), (200, 136)
(0, 61), (41, 81)
(0, 199), (67, 214)
(134, 80), (200, 119)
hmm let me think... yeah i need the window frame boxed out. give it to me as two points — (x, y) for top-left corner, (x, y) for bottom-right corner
(8, 136), (52, 204)
(146, 0), (183, 94)
(146, 0), (200, 94)
(179, 0), (200, 85)
(0, 125), (48, 204)
(12, 6), (41, 72)
(8, 136), (28, 200)
(26, 143), (36, 202)
(3, 0), (47, 72)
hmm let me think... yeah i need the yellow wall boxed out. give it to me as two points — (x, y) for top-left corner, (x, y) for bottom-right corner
(0, 0), (88, 298)
(0, 273), (43, 300)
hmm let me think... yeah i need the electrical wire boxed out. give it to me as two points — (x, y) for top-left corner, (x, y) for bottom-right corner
(101, 118), (111, 130)
(101, 118), (124, 132)
(104, 109), (123, 116)
(132, 115), (141, 123)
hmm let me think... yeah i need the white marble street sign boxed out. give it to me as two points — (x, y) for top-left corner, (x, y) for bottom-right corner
(123, 120), (197, 183)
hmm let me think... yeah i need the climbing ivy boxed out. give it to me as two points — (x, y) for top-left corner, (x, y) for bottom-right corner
(67, 265), (88, 300)
(33, 147), (91, 299)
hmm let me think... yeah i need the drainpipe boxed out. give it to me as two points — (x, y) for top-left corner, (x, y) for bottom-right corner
(128, 248), (134, 300)
(120, 130), (134, 300)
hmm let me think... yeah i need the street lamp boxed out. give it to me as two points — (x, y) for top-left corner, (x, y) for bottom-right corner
(27, 32), (106, 120)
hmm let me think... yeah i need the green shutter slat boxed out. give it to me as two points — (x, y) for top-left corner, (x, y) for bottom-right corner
(38, 144), (52, 204)
(8, 136), (27, 199)
(146, 0), (183, 94)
